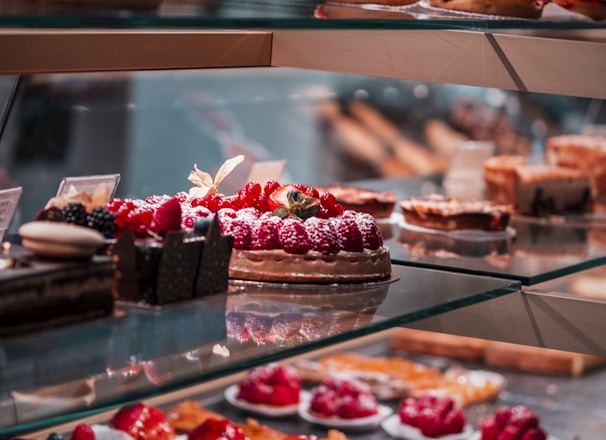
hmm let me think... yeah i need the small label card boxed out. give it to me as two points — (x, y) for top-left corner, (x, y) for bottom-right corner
(57, 174), (121, 201)
(246, 160), (286, 186)
(0, 186), (22, 242)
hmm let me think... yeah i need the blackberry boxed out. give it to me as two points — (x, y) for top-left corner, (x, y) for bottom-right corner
(62, 203), (88, 226)
(88, 207), (117, 239)
(47, 433), (65, 440)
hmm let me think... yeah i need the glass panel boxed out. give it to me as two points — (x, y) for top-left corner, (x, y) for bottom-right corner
(0, 266), (519, 436)
(0, 0), (603, 30)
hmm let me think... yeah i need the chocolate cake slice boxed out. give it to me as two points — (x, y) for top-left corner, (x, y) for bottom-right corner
(0, 248), (114, 336)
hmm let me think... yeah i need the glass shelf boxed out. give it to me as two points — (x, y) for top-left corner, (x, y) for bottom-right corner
(0, 265), (519, 437)
(0, 0), (603, 30)
(345, 177), (606, 286)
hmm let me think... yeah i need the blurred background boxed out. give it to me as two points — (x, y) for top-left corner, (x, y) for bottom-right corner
(0, 68), (604, 225)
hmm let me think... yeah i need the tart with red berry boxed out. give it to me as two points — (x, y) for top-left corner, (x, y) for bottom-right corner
(299, 376), (393, 431)
(215, 183), (392, 283)
(225, 363), (304, 416)
(477, 405), (550, 440)
(381, 394), (472, 440)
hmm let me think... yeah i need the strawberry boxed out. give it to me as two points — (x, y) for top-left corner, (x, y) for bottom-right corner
(352, 212), (383, 250)
(142, 406), (175, 440)
(331, 217), (363, 252)
(150, 197), (182, 236)
(188, 418), (246, 440)
(109, 402), (147, 438)
(71, 424), (95, 440)
(250, 218), (280, 250)
(109, 402), (174, 440)
(304, 217), (340, 255)
(278, 218), (310, 254)
(268, 184), (321, 220)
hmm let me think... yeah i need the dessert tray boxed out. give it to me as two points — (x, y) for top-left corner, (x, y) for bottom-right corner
(224, 385), (310, 417)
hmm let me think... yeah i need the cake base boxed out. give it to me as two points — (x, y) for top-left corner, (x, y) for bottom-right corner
(228, 247), (392, 284)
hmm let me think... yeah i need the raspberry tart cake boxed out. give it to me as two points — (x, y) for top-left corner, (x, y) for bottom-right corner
(196, 181), (392, 283)
(479, 405), (549, 440)
(381, 394), (472, 439)
(300, 375), (392, 430)
(225, 363), (303, 416)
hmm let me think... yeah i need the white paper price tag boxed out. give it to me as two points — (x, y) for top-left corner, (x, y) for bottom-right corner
(56, 174), (121, 201)
(246, 160), (286, 186)
(0, 186), (22, 241)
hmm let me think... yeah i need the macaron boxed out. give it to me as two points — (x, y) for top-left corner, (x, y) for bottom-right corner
(19, 221), (105, 259)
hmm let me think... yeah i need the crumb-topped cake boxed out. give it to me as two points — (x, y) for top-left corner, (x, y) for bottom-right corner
(545, 134), (606, 195)
(316, 184), (396, 219)
(400, 194), (512, 232)
(484, 155), (594, 215)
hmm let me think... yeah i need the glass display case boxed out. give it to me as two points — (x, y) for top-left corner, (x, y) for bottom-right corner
(0, 1), (605, 438)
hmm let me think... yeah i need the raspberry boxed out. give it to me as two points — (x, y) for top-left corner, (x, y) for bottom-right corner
(443, 409), (466, 435)
(71, 424), (95, 440)
(174, 191), (188, 203)
(220, 217), (251, 250)
(305, 217), (340, 255)
(416, 408), (443, 438)
(353, 212), (383, 250)
(278, 218), (310, 254)
(270, 383), (297, 406)
(331, 217), (363, 252)
(250, 218), (280, 250)
(145, 194), (169, 206)
(237, 207), (261, 222)
(150, 197), (182, 236)
(338, 394), (378, 419)
(310, 387), (338, 417)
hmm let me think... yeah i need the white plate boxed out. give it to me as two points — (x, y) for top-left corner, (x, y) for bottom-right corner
(298, 399), (393, 432)
(382, 414), (475, 440)
(469, 433), (559, 440)
(224, 384), (306, 417)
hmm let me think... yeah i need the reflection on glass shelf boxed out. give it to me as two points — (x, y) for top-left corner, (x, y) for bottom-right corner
(0, 265), (519, 436)
(389, 212), (606, 285)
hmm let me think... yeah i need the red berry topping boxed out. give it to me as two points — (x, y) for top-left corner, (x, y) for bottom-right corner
(397, 395), (465, 438)
(331, 216), (364, 252)
(304, 217), (340, 255)
(309, 376), (378, 419)
(188, 418), (246, 440)
(220, 217), (252, 250)
(278, 218), (310, 254)
(352, 212), (383, 250)
(109, 402), (174, 440)
(237, 363), (301, 406)
(480, 405), (547, 440)
(250, 218), (281, 250)
(72, 424), (95, 440)
(150, 197), (182, 237)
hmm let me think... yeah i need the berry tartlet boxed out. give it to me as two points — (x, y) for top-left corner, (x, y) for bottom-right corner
(225, 363), (303, 416)
(382, 394), (473, 439)
(108, 402), (175, 440)
(478, 405), (549, 440)
(299, 376), (392, 431)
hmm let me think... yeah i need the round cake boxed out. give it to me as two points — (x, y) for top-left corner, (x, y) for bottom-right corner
(216, 184), (392, 283)
(426, 0), (549, 18)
